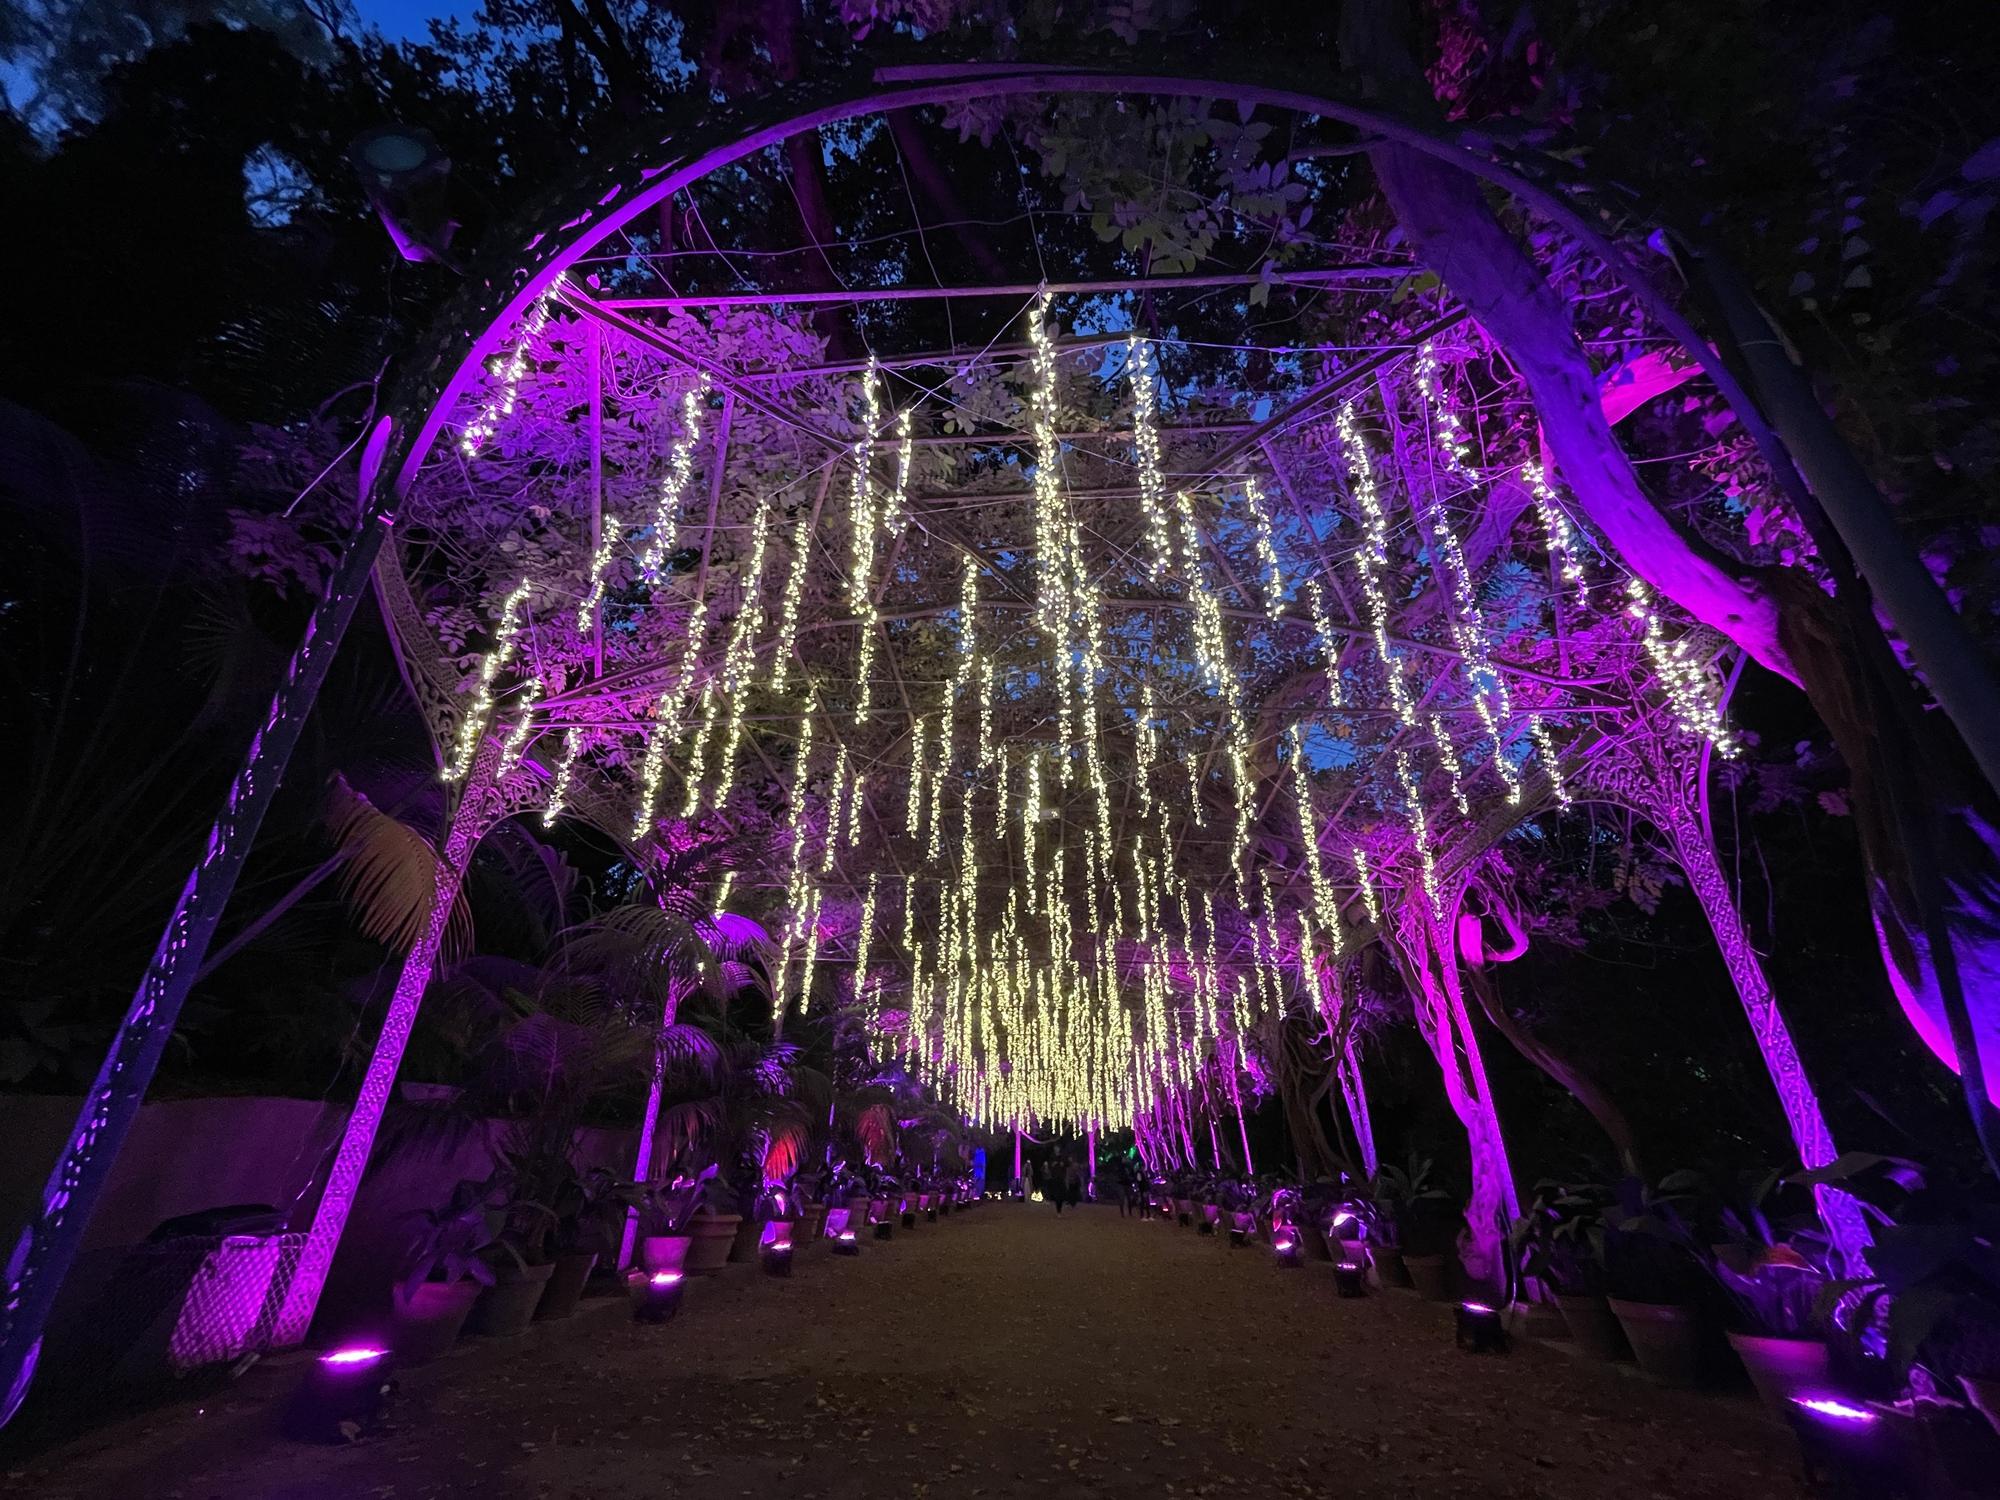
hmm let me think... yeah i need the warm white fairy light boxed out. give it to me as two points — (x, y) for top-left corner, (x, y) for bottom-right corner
(696, 504), (775, 815)
(795, 884), (825, 1015)
(905, 713), (928, 837)
(1429, 714), (1470, 816)
(1335, 404), (1419, 728)
(821, 743), (850, 873)
(1184, 752), (1206, 828)
(771, 687), (822, 1021)
(1026, 294), (1078, 775)
(1302, 579), (1343, 708)
(1125, 337), (1175, 582)
(853, 871), (880, 1017)
(1624, 577), (1740, 756)
(1527, 714), (1572, 808)
(575, 514), (622, 640)
(846, 773), (867, 848)
(1522, 459), (1590, 611)
(716, 870), (736, 908)
(845, 359), (883, 614)
(460, 277), (564, 455)
(495, 676), (544, 777)
(1288, 725), (1341, 947)
(541, 727), (584, 827)
(1352, 846), (1381, 925)
(1394, 749), (1443, 914)
(677, 687), (718, 817)
(1243, 476), (1288, 619)
(770, 502), (814, 697)
(638, 374), (714, 584)
(851, 408), (913, 726)
(444, 578), (532, 782)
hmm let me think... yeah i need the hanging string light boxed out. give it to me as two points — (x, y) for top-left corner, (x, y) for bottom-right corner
(1527, 714), (1573, 808)
(541, 727), (584, 827)
(853, 871), (880, 1021)
(1624, 578), (1740, 755)
(905, 713), (929, 837)
(638, 374), (714, 584)
(460, 277), (564, 455)
(846, 773), (867, 848)
(1026, 294), (1078, 775)
(1288, 725), (1341, 946)
(1125, 337), (1175, 582)
(1334, 404), (1419, 728)
(1394, 749), (1443, 914)
(1243, 476), (1288, 619)
(444, 579), (531, 782)
(821, 743), (850, 874)
(1302, 579), (1343, 709)
(495, 676), (544, 777)
(575, 515), (622, 641)
(1429, 714), (1471, 816)
(853, 409), (913, 725)
(1522, 459), (1590, 611)
(770, 502), (814, 698)
(695, 503), (775, 814)
(1352, 846), (1382, 926)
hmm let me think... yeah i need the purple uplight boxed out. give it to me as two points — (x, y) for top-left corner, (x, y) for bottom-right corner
(649, 1270), (683, 1286)
(319, 1346), (388, 1367)
(1460, 1300), (1496, 1316)
(1792, 1396), (1877, 1425)
(838, 1230), (857, 1242)
(1274, 1238), (1295, 1252)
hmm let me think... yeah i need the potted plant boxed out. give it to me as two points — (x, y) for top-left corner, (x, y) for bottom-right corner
(627, 1170), (711, 1275)
(1707, 1169), (1834, 1418)
(1510, 1181), (1624, 1360)
(464, 1171), (557, 1337)
(1373, 1156), (1455, 1297)
(392, 1179), (499, 1362)
(1604, 1170), (1714, 1387)
(538, 1166), (623, 1320)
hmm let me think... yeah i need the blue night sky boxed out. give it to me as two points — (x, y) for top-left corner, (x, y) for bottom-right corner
(353, 1), (475, 41)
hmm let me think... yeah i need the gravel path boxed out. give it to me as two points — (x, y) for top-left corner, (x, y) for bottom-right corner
(3, 1202), (1807, 1498)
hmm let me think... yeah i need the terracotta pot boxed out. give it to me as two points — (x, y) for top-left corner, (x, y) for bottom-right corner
(535, 1251), (598, 1321)
(1727, 1331), (1830, 1420)
(1556, 1293), (1628, 1362)
(1403, 1253), (1453, 1300)
(467, 1260), (556, 1337)
(845, 1195), (873, 1229)
(1608, 1298), (1701, 1387)
(1374, 1248), (1412, 1288)
(685, 1212), (741, 1274)
(727, 1216), (766, 1263)
(391, 1280), (481, 1364)
(640, 1234), (691, 1275)
(796, 1204), (828, 1245)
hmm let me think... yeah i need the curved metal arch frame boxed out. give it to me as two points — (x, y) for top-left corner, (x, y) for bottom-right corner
(5, 52), (1881, 1417)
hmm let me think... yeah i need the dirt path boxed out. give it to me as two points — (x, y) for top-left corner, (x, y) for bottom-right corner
(3, 1203), (1807, 1498)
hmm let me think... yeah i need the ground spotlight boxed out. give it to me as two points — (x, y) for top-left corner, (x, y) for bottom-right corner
(1273, 1234), (1302, 1268)
(283, 1346), (395, 1443)
(1787, 1395), (1903, 1497)
(761, 1237), (794, 1277)
(834, 1229), (861, 1257)
(1454, 1300), (1509, 1354)
(1334, 1262), (1368, 1298)
(632, 1269), (685, 1324)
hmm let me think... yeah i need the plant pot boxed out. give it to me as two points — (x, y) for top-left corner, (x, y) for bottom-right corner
(1374, 1248), (1412, 1288)
(1556, 1293), (1628, 1362)
(1727, 1331), (1830, 1421)
(535, 1251), (598, 1321)
(640, 1234), (691, 1275)
(685, 1213), (741, 1274)
(1608, 1298), (1701, 1387)
(1298, 1223), (1333, 1262)
(797, 1204), (828, 1244)
(844, 1195), (873, 1230)
(1403, 1253), (1453, 1300)
(390, 1280), (481, 1364)
(1335, 1238), (1369, 1270)
(727, 1217), (766, 1263)
(466, 1260), (556, 1337)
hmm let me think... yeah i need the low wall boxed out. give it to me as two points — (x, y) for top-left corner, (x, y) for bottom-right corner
(0, 1093), (638, 1350)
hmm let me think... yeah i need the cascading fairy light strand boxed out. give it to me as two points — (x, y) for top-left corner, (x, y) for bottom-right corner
(495, 677), (545, 777)
(1335, 404), (1418, 730)
(1429, 714), (1470, 816)
(1393, 749), (1444, 914)
(460, 276), (564, 455)
(853, 408), (913, 724)
(853, 871), (880, 1027)
(1026, 293), (1078, 775)
(905, 714), (929, 837)
(575, 515), (622, 641)
(541, 727), (584, 827)
(444, 579), (532, 782)
(769, 502), (814, 697)
(693, 502), (775, 815)
(1125, 336), (1175, 581)
(1352, 845), (1382, 925)
(1624, 577), (1740, 755)
(1302, 579), (1343, 709)
(638, 375), (714, 584)
(1522, 459), (1590, 611)
(821, 743), (851, 873)
(1287, 725), (1341, 947)
(1527, 714), (1572, 808)
(1243, 476), (1288, 619)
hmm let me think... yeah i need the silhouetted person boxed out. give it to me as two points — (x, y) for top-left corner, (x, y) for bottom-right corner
(1049, 1157), (1070, 1213)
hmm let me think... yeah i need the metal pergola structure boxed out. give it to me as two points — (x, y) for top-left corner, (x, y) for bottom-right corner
(13, 52), (1980, 1420)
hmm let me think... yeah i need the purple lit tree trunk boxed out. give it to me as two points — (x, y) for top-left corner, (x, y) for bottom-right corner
(1574, 718), (1872, 1271)
(0, 486), (395, 1424)
(1337, 1043), (1378, 1178)
(274, 744), (538, 1344)
(616, 976), (693, 1269)
(1388, 890), (1519, 1277)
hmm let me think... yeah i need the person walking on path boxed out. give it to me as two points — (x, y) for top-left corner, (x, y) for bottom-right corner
(1048, 1158), (1070, 1214)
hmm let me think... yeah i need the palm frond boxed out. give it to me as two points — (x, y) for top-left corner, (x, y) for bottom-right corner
(325, 772), (472, 958)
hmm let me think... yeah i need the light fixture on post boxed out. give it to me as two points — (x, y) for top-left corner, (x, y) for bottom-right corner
(282, 1346), (395, 1444)
(631, 1269), (685, 1324)
(1455, 1300), (1509, 1354)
